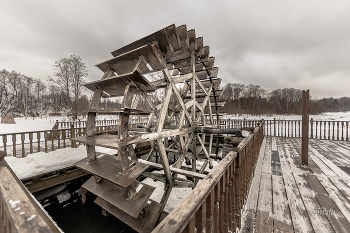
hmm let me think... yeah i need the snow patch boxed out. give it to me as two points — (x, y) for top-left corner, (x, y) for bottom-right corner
(9, 200), (20, 208)
(27, 215), (36, 221)
(5, 146), (87, 179)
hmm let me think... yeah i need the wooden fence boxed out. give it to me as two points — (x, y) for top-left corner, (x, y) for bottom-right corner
(0, 118), (260, 158)
(264, 118), (350, 141)
(0, 152), (61, 233)
(0, 123), (118, 158)
(152, 121), (264, 233)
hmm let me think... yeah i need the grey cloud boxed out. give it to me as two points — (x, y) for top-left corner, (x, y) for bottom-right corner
(1, 0), (350, 98)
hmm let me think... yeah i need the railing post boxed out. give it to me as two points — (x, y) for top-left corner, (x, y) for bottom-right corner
(71, 123), (76, 148)
(310, 118), (313, 139)
(63, 130), (66, 148)
(21, 133), (25, 157)
(29, 132), (33, 154)
(37, 132), (41, 152)
(206, 191), (214, 233)
(195, 202), (206, 232)
(44, 131), (48, 153)
(302, 90), (309, 166)
(337, 121), (340, 141)
(3, 135), (7, 155)
(214, 181), (220, 233)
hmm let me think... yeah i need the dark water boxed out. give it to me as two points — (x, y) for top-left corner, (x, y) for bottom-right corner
(36, 177), (137, 233)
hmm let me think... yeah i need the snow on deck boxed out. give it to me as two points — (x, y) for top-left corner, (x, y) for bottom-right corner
(240, 137), (350, 233)
(4, 145), (119, 180)
(5, 146), (87, 179)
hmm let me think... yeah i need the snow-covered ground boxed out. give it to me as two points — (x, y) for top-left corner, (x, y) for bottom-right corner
(2, 111), (350, 135)
(0, 117), (59, 134)
(224, 111), (350, 121)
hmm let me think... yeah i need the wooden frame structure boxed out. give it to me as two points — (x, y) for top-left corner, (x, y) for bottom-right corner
(70, 24), (227, 232)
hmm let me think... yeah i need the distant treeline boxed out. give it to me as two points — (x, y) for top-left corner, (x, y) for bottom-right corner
(219, 83), (350, 115)
(0, 69), (120, 117)
(1, 68), (349, 117)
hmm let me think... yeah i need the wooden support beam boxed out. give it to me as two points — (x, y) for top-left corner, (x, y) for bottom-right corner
(163, 68), (193, 126)
(302, 90), (309, 166)
(139, 159), (206, 179)
(156, 84), (172, 132)
(197, 134), (213, 168)
(157, 139), (174, 186)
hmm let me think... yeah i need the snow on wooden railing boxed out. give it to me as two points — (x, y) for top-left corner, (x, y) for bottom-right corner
(152, 121), (264, 233)
(0, 151), (62, 233)
(264, 119), (350, 141)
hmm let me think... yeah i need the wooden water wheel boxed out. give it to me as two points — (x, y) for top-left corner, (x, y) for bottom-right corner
(71, 24), (233, 232)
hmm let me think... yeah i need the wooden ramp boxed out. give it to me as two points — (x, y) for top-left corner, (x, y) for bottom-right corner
(241, 137), (350, 233)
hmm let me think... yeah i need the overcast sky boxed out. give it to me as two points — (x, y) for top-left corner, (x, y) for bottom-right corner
(1, 0), (350, 98)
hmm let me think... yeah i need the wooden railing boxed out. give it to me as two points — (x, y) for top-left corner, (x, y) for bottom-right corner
(0, 124), (118, 158)
(152, 120), (264, 233)
(55, 119), (119, 129)
(0, 152), (62, 233)
(264, 118), (350, 141)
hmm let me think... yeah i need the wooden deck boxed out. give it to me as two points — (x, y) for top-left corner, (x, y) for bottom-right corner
(241, 137), (350, 233)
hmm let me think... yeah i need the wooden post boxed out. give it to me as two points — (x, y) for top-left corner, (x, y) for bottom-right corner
(301, 90), (309, 166)
(37, 132), (40, 152)
(21, 133), (25, 157)
(3, 135), (7, 155)
(70, 124), (76, 148)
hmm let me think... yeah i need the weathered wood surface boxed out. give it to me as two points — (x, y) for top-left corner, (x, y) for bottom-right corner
(95, 197), (162, 233)
(240, 136), (350, 233)
(23, 166), (88, 193)
(74, 155), (149, 188)
(138, 159), (206, 179)
(83, 177), (154, 218)
(0, 155), (61, 233)
(97, 43), (165, 74)
(71, 128), (193, 150)
(84, 70), (156, 97)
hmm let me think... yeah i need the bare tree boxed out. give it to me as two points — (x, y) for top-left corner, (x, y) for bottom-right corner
(241, 84), (266, 115)
(0, 70), (14, 115)
(49, 54), (88, 119)
(34, 79), (46, 117)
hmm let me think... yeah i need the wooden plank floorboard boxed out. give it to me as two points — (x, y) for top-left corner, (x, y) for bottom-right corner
(320, 140), (350, 162)
(309, 140), (350, 167)
(293, 173), (334, 232)
(308, 146), (350, 178)
(327, 140), (350, 154)
(262, 137), (272, 174)
(308, 149), (337, 177)
(241, 137), (350, 233)
(307, 157), (324, 175)
(278, 142), (314, 233)
(271, 175), (293, 233)
(306, 174), (350, 232)
(255, 173), (273, 232)
(328, 176), (350, 203)
(285, 138), (312, 173)
(316, 175), (350, 224)
(240, 138), (267, 233)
